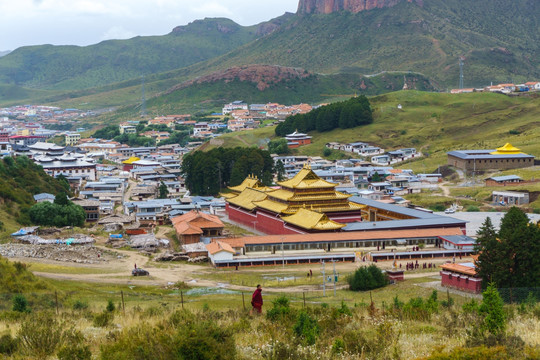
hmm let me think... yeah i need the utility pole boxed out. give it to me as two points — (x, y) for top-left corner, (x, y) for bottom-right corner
(281, 237), (285, 268)
(322, 261), (326, 297)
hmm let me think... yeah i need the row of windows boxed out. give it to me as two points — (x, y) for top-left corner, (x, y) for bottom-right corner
(467, 158), (530, 164)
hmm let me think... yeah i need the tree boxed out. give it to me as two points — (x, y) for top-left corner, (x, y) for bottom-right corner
(267, 138), (290, 155)
(347, 265), (388, 291)
(275, 160), (286, 182)
(479, 283), (506, 336)
(371, 172), (382, 182)
(158, 182), (169, 199)
(54, 192), (70, 206)
(475, 208), (540, 289)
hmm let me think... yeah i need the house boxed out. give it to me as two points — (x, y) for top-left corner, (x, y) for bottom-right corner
(492, 191), (529, 206)
(484, 175), (523, 187)
(172, 210), (224, 244)
(33, 193), (55, 203)
(206, 241), (235, 265)
(447, 143), (535, 172)
(440, 261), (482, 294)
(285, 131), (312, 148)
(72, 199), (100, 222)
(65, 132), (81, 146)
(223, 101), (248, 115)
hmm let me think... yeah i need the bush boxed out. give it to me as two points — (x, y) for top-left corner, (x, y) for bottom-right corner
(347, 265), (388, 291)
(266, 296), (292, 321)
(12, 294), (30, 313)
(0, 334), (18, 355)
(57, 330), (91, 360)
(93, 311), (113, 327)
(17, 312), (64, 358)
(467, 205), (480, 212)
(72, 300), (88, 310)
(293, 311), (319, 345)
(106, 299), (115, 312)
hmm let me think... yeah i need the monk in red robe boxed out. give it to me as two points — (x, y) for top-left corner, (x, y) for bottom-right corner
(250, 284), (263, 314)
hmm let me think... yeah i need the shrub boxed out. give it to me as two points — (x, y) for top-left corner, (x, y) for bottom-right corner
(347, 265), (388, 291)
(93, 311), (113, 327)
(57, 344), (92, 360)
(467, 205), (480, 212)
(0, 334), (18, 355)
(293, 311), (319, 345)
(266, 296), (292, 321)
(106, 299), (115, 312)
(72, 300), (88, 310)
(430, 204), (446, 212)
(17, 312), (64, 358)
(12, 294), (30, 313)
(331, 338), (345, 355)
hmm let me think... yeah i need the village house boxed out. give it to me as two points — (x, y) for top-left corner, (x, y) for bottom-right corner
(172, 210), (224, 244)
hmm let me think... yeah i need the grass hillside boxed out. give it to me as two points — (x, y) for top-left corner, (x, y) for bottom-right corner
(206, 91), (540, 173)
(0, 156), (71, 236)
(0, 17), (281, 92)
(190, 0), (540, 88)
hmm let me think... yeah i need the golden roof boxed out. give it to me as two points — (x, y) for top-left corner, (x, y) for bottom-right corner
(228, 175), (263, 193)
(122, 156), (140, 164)
(253, 199), (289, 214)
(286, 202), (365, 214)
(227, 187), (268, 211)
(278, 164), (337, 189)
(490, 143), (522, 155)
(282, 208), (345, 231)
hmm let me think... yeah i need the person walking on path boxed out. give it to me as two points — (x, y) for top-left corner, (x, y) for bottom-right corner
(250, 284), (263, 315)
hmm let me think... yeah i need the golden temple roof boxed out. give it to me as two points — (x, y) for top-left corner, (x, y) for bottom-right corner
(278, 164), (337, 189)
(253, 199), (289, 214)
(227, 187), (268, 211)
(281, 208), (345, 231)
(490, 143), (522, 155)
(122, 156), (140, 164)
(228, 175), (263, 193)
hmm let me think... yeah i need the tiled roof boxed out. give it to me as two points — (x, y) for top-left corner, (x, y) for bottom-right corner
(440, 263), (477, 276)
(221, 227), (464, 247)
(281, 208), (345, 230)
(278, 165), (337, 189)
(226, 188), (268, 211)
(206, 241), (235, 255)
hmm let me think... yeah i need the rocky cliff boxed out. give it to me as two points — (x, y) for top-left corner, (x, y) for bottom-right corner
(297, 0), (423, 14)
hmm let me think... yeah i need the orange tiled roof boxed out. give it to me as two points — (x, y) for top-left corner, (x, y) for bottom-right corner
(440, 263), (477, 276)
(206, 241), (235, 255)
(220, 227), (463, 248)
(172, 210), (224, 235)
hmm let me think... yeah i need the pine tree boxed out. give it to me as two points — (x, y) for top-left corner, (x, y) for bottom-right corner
(479, 283), (506, 336)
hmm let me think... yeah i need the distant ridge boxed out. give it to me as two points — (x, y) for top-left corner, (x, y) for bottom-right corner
(297, 0), (423, 14)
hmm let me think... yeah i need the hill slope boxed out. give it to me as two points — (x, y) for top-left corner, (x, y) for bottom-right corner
(0, 16), (292, 91)
(194, 0), (539, 88)
(207, 91), (540, 172)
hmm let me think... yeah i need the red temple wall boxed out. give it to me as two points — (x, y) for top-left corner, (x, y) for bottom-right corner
(440, 271), (482, 293)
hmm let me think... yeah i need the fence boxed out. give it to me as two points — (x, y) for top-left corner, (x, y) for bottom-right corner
(0, 287), (538, 315)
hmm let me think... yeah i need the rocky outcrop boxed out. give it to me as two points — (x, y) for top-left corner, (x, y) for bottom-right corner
(166, 65), (311, 92)
(297, 0), (423, 14)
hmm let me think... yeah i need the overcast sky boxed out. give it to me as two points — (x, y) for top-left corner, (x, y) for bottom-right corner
(0, 0), (298, 51)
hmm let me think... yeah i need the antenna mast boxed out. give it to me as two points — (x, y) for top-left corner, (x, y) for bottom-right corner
(459, 57), (465, 89)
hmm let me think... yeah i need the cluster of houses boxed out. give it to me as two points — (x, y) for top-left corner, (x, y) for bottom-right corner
(224, 101), (314, 132)
(451, 81), (540, 94)
(325, 142), (420, 165)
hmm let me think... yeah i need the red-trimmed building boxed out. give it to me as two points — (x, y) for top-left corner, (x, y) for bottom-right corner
(286, 131), (312, 148)
(440, 261), (482, 294)
(223, 166), (364, 235)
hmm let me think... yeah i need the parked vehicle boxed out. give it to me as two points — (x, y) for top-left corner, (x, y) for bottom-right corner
(132, 268), (149, 276)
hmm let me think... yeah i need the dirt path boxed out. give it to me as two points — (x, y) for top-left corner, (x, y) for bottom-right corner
(438, 182), (451, 197)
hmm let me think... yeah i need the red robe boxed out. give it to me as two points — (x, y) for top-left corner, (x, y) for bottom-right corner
(251, 288), (263, 312)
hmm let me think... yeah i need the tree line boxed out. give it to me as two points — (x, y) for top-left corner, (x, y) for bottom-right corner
(181, 147), (274, 196)
(275, 95), (373, 137)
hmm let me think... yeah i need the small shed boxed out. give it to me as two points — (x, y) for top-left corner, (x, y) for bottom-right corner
(492, 190), (529, 205)
(206, 241), (235, 265)
(440, 262), (482, 294)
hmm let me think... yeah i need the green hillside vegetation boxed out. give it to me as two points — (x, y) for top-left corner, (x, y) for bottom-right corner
(205, 91), (540, 173)
(0, 256), (47, 292)
(0, 156), (71, 234)
(202, 0), (539, 88)
(0, 18), (270, 91)
(275, 95), (373, 135)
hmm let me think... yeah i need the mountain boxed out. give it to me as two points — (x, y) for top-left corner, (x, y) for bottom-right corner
(201, 0), (539, 88)
(0, 15), (293, 91)
(113, 65), (434, 116)
(297, 0), (423, 14)
(0, 51), (10, 58)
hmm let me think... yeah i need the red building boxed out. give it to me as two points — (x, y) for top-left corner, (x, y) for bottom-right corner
(224, 166), (364, 235)
(440, 262), (482, 294)
(285, 131), (312, 148)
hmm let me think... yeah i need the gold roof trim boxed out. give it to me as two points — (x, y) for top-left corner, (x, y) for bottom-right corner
(253, 199), (289, 214)
(278, 165), (337, 189)
(228, 175), (263, 193)
(282, 208), (345, 230)
(227, 187), (268, 211)
(490, 143), (522, 155)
